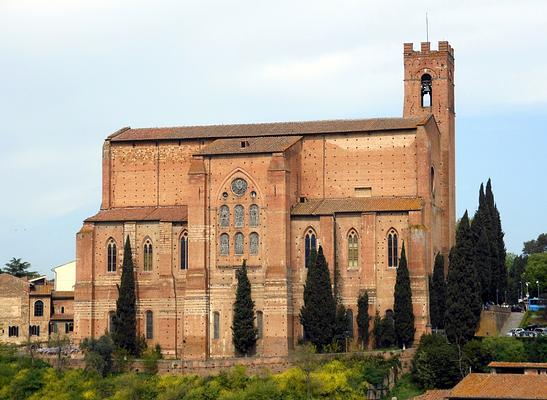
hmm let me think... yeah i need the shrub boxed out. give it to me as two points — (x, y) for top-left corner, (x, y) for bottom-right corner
(142, 347), (162, 374)
(80, 335), (116, 377)
(412, 334), (460, 389)
(481, 337), (526, 362)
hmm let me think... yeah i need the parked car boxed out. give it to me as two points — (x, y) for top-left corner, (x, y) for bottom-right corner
(519, 330), (537, 338)
(506, 328), (524, 337)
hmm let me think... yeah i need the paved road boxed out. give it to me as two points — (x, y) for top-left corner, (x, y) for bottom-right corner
(500, 312), (526, 336)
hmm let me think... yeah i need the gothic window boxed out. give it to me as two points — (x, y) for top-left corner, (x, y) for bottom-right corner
(421, 73), (432, 108)
(388, 229), (399, 268)
(109, 311), (115, 333)
(107, 239), (117, 272)
(219, 205), (230, 228)
(143, 239), (153, 271)
(234, 205), (244, 227)
(231, 178), (248, 196)
(146, 310), (153, 339)
(304, 229), (317, 268)
(348, 230), (359, 268)
(249, 232), (259, 256)
(220, 234), (229, 256)
(249, 204), (259, 227)
(180, 231), (189, 269)
(235, 232), (244, 255)
(256, 311), (263, 339)
(213, 311), (220, 339)
(347, 309), (354, 338)
(430, 166), (435, 197)
(34, 300), (44, 317)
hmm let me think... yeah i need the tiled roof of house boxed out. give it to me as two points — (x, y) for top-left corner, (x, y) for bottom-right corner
(449, 373), (547, 399)
(196, 135), (302, 156)
(109, 117), (428, 142)
(85, 206), (188, 223)
(488, 361), (547, 370)
(413, 390), (451, 400)
(291, 197), (423, 216)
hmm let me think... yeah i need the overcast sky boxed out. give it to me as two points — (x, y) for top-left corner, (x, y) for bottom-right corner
(1, 0), (546, 276)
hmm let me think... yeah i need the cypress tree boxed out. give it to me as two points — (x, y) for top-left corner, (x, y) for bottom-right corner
(357, 291), (370, 349)
(471, 184), (493, 303)
(232, 260), (257, 356)
(429, 253), (446, 330)
(112, 237), (137, 355)
(379, 312), (397, 348)
(334, 304), (349, 350)
(485, 179), (507, 303)
(393, 242), (415, 348)
(445, 212), (482, 345)
(373, 311), (382, 349)
(300, 246), (336, 352)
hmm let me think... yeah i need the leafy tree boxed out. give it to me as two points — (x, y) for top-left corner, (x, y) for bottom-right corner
(445, 211), (482, 345)
(112, 237), (138, 355)
(507, 255), (527, 304)
(80, 335), (116, 377)
(522, 253), (547, 298)
(523, 233), (547, 255)
(3, 257), (39, 278)
(232, 260), (257, 356)
(481, 337), (526, 362)
(394, 242), (415, 348)
(429, 253), (446, 329)
(412, 334), (460, 389)
(300, 246), (336, 352)
(463, 339), (493, 372)
(357, 291), (370, 349)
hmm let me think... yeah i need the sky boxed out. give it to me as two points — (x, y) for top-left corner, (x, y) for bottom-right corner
(1, 0), (546, 276)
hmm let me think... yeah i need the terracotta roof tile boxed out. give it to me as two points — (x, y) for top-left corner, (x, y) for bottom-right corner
(110, 117), (427, 142)
(291, 197), (423, 216)
(85, 206), (187, 223)
(449, 373), (547, 399)
(414, 390), (451, 400)
(196, 135), (302, 156)
(488, 361), (547, 370)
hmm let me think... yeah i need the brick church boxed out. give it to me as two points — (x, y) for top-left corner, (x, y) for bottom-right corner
(75, 41), (456, 359)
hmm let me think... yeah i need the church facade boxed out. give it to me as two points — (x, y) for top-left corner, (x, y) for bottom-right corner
(74, 41), (456, 359)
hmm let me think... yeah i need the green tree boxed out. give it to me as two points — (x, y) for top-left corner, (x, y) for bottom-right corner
(333, 304), (349, 351)
(485, 179), (507, 303)
(429, 253), (446, 329)
(112, 237), (138, 355)
(357, 291), (370, 349)
(394, 242), (415, 348)
(522, 253), (547, 298)
(3, 258), (39, 278)
(232, 260), (257, 356)
(523, 233), (547, 255)
(445, 211), (482, 345)
(507, 255), (527, 304)
(379, 312), (396, 349)
(373, 311), (382, 349)
(300, 246), (336, 352)
(80, 335), (116, 377)
(412, 334), (461, 389)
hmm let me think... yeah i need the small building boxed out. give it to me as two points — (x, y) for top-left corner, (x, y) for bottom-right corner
(489, 361), (547, 375)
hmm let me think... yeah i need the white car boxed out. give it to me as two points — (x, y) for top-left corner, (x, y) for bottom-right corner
(506, 328), (524, 337)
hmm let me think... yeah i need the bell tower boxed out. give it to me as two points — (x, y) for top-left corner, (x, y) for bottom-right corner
(403, 41), (456, 251)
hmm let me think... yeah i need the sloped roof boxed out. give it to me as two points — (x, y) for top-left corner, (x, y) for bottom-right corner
(291, 197), (422, 216)
(85, 206), (187, 223)
(414, 390), (451, 400)
(109, 117), (428, 142)
(449, 373), (547, 399)
(196, 135), (302, 156)
(489, 361), (547, 370)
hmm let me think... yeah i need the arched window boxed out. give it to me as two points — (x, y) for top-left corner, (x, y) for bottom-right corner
(143, 239), (153, 271)
(421, 73), (432, 108)
(234, 205), (244, 227)
(348, 230), (359, 268)
(145, 310), (153, 339)
(34, 300), (44, 317)
(107, 239), (117, 272)
(180, 231), (188, 270)
(249, 205), (259, 227)
(347, 309), (354, 338)
(220, 233), (229, 256)
(219, 205), (230, 228)
(109, 311), (115, 333)
(235, 232), (244, 255)
(304, 229), (317, 268)
(256, 311), (263, 339)
(430, 166), (435, 196)
(213, 311), (220, 339)
(388, 229), (399, 268)
(61, 306), (65, 314)
(249, 232), (259, 256)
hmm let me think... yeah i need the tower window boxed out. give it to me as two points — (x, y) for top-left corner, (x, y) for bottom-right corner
(143, 239), (153, 271)
(304, 229), (317, 268)
(180, 231), (189, 269)
(348, 230), (359, 268)
(421, 74), (432, 108)
(256, 311), (263, 339)
(145, 310), (153, 339)
(430, 166), (436, 197)
(213, 311), (220, 339)
(388, 229), (399, 268)
(107, 239), (117, 272)
(220, 233), (229, 256)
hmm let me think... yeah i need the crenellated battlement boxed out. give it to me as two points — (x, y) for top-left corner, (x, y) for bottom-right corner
(404, 41), (454, 57)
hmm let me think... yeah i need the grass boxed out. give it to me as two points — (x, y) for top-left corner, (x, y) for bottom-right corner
(384, 374), (424, 400)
